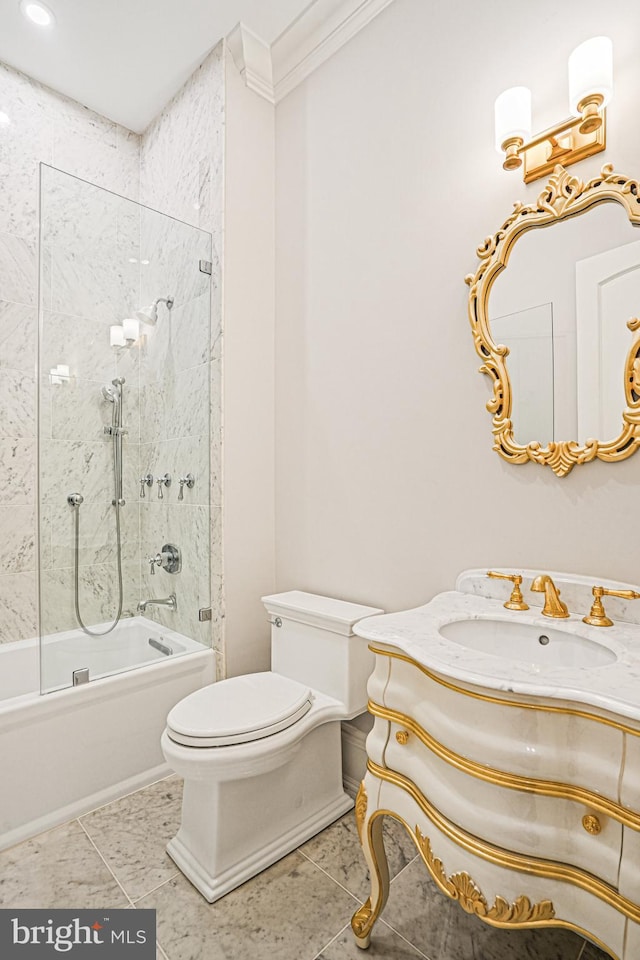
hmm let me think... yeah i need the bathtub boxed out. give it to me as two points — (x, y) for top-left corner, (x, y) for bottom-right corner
(0, 617), (214, 851)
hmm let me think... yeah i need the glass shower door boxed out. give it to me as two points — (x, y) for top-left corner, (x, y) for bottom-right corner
(38, 164), (214, 693)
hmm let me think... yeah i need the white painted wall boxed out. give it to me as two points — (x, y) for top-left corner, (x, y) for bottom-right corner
(223, 50), (276, 677)
(274, 0), (640, 618)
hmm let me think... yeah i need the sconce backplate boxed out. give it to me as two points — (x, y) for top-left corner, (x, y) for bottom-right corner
(522, 110), (606, 184)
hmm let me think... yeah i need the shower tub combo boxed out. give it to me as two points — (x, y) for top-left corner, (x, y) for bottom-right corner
(0, 620), (213, 851)
(0, 166), (217, 850)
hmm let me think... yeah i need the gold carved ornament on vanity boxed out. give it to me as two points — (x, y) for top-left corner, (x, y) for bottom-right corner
(465, 164), (640, 477)
(351, 786), (557, 947)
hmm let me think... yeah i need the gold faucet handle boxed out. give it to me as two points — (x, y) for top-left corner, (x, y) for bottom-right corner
(486, 571), (529, 611)
(583, 586), (640, 628)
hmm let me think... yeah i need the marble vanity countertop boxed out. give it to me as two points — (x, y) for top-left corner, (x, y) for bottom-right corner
(355, 590), (640, 724)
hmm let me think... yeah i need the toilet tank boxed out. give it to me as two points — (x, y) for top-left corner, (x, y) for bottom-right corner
(262, 591), (384, 717)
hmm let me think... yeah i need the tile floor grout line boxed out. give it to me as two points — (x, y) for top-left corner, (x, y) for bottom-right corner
(377, 918), (433, 960)
(156, 940), (170, 960)
(389, 853), (420, 885)
(295, 850), (363, 905)
(298, 850), (431, 960)
(130, 872), (181, 904)
(299, 846), (421, 904)
(77, 818), (136, 908)
(312, 920), (352, 957)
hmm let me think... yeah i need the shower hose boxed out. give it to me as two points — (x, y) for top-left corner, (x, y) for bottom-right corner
(71, 497), (124, 637)
(68, 415), (124, 636)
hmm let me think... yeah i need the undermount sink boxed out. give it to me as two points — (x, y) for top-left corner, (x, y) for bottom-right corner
(439, 618), (617, 668)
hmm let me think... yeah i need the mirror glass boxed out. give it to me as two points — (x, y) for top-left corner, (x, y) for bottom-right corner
(488, 203), (640, 445)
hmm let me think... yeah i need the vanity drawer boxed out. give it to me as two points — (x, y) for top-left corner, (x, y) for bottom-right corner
(373, 773), (627, 960)
(619, 828), (640, 905)
(384, 722), (622, 887)
(379, 653), (623, 801)
(620, 733), (640, 809)
(622, 917), (640, 960)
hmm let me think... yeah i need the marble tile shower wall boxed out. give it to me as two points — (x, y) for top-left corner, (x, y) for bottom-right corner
(139, 44), (224, 659)
(0, 61), (140, 644)
(39, 168), (143, 638)
(136, 207), (214, 646)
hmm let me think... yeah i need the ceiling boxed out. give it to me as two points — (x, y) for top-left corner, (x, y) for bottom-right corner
(0, 0), (315, 132)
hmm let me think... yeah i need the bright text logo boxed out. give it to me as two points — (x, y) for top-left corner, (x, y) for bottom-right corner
(0, 909), (155, 958)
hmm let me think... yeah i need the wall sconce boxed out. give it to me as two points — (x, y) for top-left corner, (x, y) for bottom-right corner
(495, 36), (613, 183)
(110, 325), (126, 348)
(110, 320), (141, 348)
(49, 364), (70, 385)
(122, 318), (140, 343)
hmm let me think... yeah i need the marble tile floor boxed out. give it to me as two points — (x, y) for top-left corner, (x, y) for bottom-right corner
(0, 774), (612, 960)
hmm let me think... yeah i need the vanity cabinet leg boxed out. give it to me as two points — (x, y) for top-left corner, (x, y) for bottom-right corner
(351, 811), (390, 949)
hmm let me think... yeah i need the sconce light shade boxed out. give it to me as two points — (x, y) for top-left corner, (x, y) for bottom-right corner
(568, 36), (613, 116)
(110, 325), (125, 348)
(122, 318), (139, 342)
(494, 86), (532, 153)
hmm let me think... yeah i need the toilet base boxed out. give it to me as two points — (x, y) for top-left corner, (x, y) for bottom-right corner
(166, 721), (353, 902)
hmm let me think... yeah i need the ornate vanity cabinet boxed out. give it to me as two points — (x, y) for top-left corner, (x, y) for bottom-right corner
(350, 570), (640, 960)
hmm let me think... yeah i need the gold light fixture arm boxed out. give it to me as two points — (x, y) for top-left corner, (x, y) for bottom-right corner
(508, 107), (606, 184)
(487, 571), (529, 610)
(583, 586), (640, 627)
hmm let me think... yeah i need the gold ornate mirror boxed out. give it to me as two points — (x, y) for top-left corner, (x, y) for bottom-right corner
(466, 164), (640, 476)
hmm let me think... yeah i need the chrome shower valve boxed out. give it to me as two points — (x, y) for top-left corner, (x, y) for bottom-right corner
(178, 473), (195, 500)
(156, 473), (171, 499)
(139, 474), (153, 498)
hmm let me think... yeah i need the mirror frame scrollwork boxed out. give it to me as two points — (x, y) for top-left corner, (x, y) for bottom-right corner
(466, 163), (640, 476)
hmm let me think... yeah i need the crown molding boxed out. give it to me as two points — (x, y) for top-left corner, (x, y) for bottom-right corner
(272, 0), (395, 102)
(227, 0), (396, 105)
(227, 22), (275, 104)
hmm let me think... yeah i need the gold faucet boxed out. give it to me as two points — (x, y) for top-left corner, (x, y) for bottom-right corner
(486, 571), (529, 610)
(530, 575), (570, 618)
(583, 586), (640, 627)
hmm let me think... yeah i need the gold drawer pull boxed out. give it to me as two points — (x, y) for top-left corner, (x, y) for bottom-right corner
(395, 730), (410, 745)
(582, 814), (602, 835)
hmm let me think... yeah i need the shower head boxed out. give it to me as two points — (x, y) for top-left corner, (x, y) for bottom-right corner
(101, 378), (125, 403)
(102, 385), (117, 403)
(136, 295), (174, 326)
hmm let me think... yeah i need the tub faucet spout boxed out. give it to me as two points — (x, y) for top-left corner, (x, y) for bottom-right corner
(138, 594), (177, 613)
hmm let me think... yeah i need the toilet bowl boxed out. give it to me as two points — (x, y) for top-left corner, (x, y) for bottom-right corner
(161, 591), (383, 902)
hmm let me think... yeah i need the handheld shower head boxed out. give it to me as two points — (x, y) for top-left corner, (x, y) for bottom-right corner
(136, 295), (174, 326)
(101, 378), (125, 403)
(102, 385), (117, 403)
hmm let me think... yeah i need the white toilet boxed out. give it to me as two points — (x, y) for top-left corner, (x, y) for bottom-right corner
(161, 590), (383, 902)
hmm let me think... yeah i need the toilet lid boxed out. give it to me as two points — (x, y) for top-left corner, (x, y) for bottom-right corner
(166, 671), (313, 747)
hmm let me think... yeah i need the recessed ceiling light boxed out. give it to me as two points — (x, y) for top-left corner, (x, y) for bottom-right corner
(20, 1), (55, 27)
(0, 112), (10, 125)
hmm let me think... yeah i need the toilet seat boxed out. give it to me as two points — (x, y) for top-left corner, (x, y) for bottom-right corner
(166, 671), (313, 747)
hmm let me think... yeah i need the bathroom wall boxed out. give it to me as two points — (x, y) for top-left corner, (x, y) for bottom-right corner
(139, 45), (225, 661)
(222, 51), (276, 677)
(274, 0), (640, 622)
(0, 61), (140, 644)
